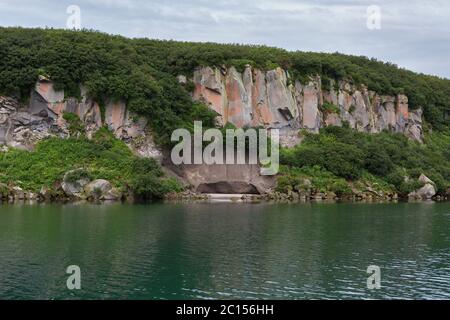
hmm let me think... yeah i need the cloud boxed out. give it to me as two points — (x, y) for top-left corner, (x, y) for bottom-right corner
(0, 0), (449, 78)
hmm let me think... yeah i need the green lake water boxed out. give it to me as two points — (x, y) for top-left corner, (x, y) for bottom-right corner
(0, 202), (449, 300)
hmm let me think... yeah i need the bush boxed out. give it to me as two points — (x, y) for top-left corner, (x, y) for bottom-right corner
(321, 102), (340, 115)
(280, 126), (450, 196)
(0, 134), (181, 199)
(63, 112), (85, 136)
(130, 158), (184, 200)
(364, 145), (394, 176)
(276, 165), (351, 195)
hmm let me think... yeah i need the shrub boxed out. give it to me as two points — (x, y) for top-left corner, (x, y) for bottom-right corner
(364, 145), (394, 176)
(280, 126), (449, 196)
(63, 112), (85, 136)
(321, 102), (340, 115)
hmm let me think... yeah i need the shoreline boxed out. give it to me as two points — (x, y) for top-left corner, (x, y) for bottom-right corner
(1, 193), (448, 205)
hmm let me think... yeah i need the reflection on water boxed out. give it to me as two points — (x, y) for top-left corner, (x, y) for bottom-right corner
(0, 202), (449, 299)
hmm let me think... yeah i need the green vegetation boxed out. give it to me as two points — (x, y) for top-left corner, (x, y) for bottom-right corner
(276, 166), (354, 197)
(0, 27), (449, 142)
(280, 127), (450, 196)
(0, 128), (183, 199)
(0, 28), (216, 146)
(0, 27), (449, 200)
(63, 112), (85, 136)
(321, 102), (340, 115)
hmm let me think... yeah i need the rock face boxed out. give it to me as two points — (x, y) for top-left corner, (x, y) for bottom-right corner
(0, 69), (429, 197)
(192, 66), (425, 144)
(409, 174), (437, 200)
(166, 162), (276, 195)
(0, 96), (67, 150)
(1, 77), (163, 159)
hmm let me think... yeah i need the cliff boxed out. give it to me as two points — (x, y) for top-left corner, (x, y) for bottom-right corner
(0, 77), (162, 159)
(192, 66), (424, 146)
(0, 28), (448, 202)
(0, 71), (434, 199)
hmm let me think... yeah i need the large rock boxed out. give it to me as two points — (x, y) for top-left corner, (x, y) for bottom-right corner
(61, 169), (91, 198)
(84, 179), (121, 200)
(409, 174), (437, 200)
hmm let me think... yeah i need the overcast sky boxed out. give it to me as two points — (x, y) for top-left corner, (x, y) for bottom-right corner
(1, 0), (449, 78)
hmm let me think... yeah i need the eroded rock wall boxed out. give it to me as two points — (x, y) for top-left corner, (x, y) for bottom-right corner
(192, 66), (424, 144)
(0, 78), (162, 159)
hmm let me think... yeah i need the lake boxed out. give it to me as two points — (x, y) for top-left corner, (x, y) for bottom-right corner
(0, 202), (449, 300)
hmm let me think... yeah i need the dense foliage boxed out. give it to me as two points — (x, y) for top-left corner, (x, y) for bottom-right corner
(280, 127), (450, 196)
(0, 28), (449, 199)
(0, 128), (182, 198)
(0, 27), (449, 141)
(0, 28), (216, 145)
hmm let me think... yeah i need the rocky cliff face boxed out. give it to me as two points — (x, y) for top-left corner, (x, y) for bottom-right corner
(0, 77), (162, 159)
(192, 66), (424, 146)
(0, 68), (429, 197)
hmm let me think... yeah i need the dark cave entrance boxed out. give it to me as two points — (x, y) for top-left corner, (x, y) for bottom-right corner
(196, 181), (260, 194)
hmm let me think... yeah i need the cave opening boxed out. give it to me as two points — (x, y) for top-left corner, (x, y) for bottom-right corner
(196, 181), (260, 194)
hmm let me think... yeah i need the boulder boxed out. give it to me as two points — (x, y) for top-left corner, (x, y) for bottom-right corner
(409, 174), (437, 200)
(39, 186), (52, 200)
(61, 169), (91, 198)
(103, 188), (122, 201)
(12, 186), (25, 200)
(84, 179), (112, 198)
(84, 179), (122, 201)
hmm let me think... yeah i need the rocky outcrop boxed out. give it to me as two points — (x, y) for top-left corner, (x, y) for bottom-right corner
(1, 77), (163, 159)
(105, 101), (163, 160)
(192, 66), (425, 144)
(0, 96), (67, 150)
(409, 174), (437, 200)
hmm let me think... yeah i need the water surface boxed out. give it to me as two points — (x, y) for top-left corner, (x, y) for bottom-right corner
(0, 202), (449, 299)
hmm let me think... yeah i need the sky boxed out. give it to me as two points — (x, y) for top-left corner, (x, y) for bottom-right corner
(1, 0), (449, 78)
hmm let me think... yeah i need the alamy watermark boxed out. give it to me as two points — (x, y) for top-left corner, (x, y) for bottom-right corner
(66, 265), (81, 290)
(366, 5), (381, 30)
(67, 5), (81, 30)
(171, 122), (279, 175)
(367, 265), (381, 290)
